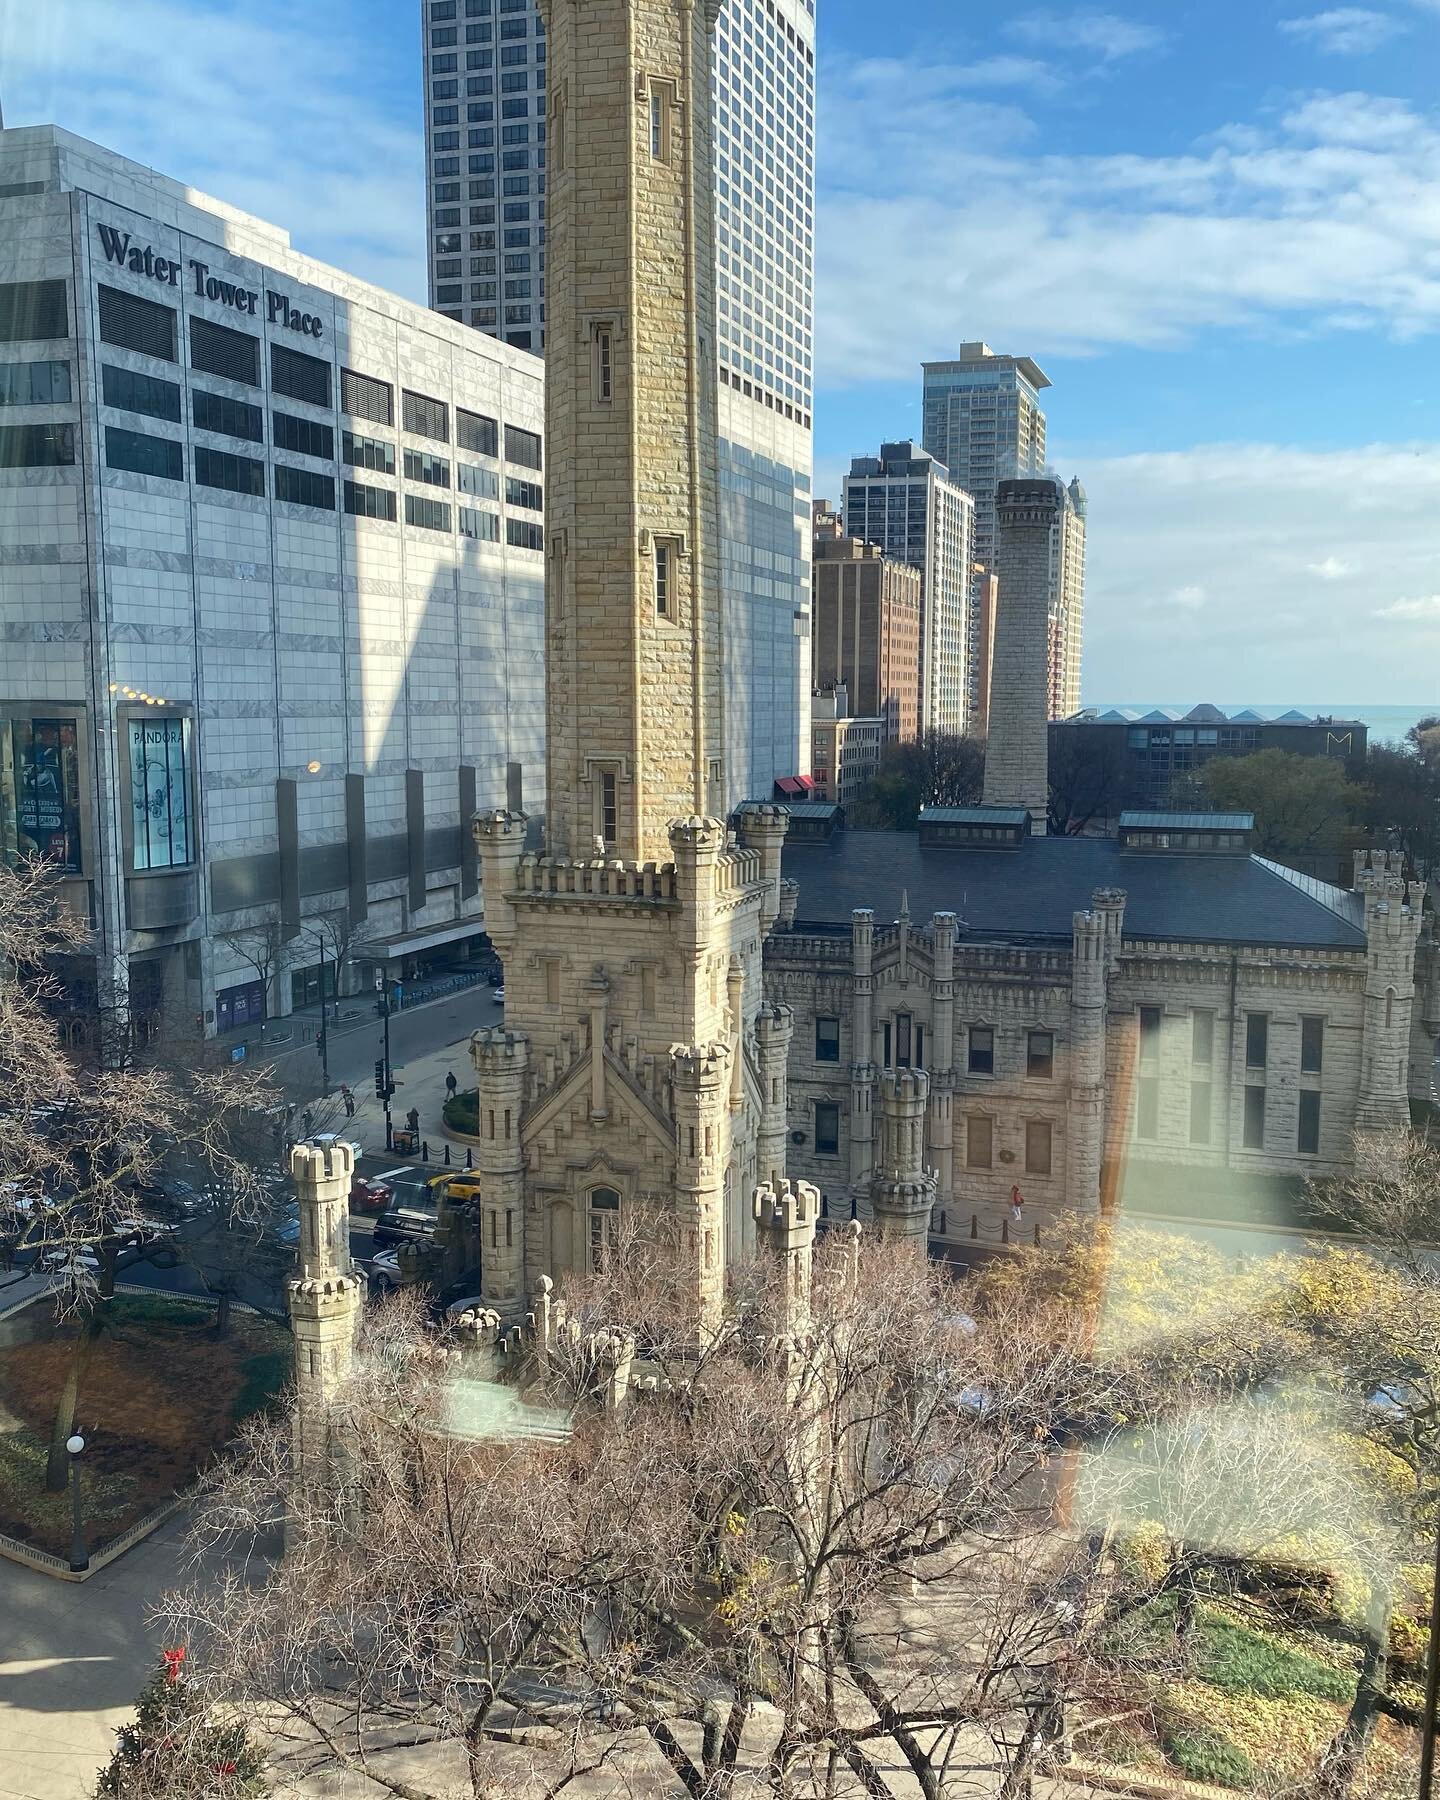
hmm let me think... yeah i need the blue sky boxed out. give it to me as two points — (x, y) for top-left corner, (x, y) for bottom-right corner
(4, 0), (1440, 701)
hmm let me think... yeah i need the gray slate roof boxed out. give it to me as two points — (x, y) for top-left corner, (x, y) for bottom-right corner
(779, 831), (1367, 950)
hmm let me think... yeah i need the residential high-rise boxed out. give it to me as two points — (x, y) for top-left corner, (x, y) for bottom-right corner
(841, 443), (973, 739)
(811, 526), (922, 742)
(420, 0), (817, 805)
(1050, 477), (1087, 719)
(922, 344), (1084, 722)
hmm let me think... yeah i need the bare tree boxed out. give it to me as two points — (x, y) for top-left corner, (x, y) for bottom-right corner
(159, 1229), (1121, 1799)
(1046, 727), (1128, 837)
(213, 915), (290, 1021)
(0, 860), (284, 1486)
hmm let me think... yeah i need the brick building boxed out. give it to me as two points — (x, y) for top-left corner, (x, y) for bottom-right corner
(811, 524), (922, 743)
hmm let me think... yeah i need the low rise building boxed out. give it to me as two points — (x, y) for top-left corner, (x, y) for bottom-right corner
(1051, 705), (1370, 815)
(0, 126), (547, 1044)
(810, 687), (884, 808)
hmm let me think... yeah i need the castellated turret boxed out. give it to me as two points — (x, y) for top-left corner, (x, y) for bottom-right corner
(753, 1176), (820, 1330)
(1354, 850), (1428, 1132)
(870, 1068), (938, 1246)
(754, 1002), (795, 1202)
(1067, 886), (1125, 1210)
(468, 1027), (531, 1315)
(671, 1040), (731, 1322)
(287, 1138), (363, 1489)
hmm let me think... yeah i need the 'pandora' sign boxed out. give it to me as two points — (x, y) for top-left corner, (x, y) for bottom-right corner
(95, 225), (325, 340)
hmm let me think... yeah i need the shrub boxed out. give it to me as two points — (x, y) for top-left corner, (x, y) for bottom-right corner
(443, 1089), (478, 1135)
(97, 1658), (265, 1797)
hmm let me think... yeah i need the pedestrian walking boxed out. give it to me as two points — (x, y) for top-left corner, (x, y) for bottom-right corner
(302, 1107), (314, 1136)
(1010, 1183), (1025, 1224)
(407, 1106), (421, 1135)
(341, 1084), (356, 1119)
(445, 1069), (458, 1099)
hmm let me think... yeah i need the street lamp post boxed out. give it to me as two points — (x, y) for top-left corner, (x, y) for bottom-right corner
(379, 979), (396, 1152)
(66, 1433), (89, 1573)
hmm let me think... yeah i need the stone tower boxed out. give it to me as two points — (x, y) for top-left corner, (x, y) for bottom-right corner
(870, 1068), (937, 1246)
(287, 1139), (362, 1482)
(981, 477), (1062, 833)
(1354, 850), (1427, 1132)
(541, 0), (726, 863)
(467, 0), (789, 1320)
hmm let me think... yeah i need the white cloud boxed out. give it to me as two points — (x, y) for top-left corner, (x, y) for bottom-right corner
(1080, 442), (1440, 697)
(1171, 585), (1208, 610)
(1376, 594), (1440, 620)
(817, 78), (1440, 383)
(0, 0), (426, 301)
(1279, 9), (1407, 54)
(1009, 10), (1166, 60)
(1308, 556), (1355, 579)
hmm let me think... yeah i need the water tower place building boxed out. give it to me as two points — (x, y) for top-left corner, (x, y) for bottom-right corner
(0, 126), (546, 1042)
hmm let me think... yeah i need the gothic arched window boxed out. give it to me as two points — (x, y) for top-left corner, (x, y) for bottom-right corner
(589, 1185), (620, 1270)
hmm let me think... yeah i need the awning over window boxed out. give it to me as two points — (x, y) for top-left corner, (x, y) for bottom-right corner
(774, 775), (815, 797)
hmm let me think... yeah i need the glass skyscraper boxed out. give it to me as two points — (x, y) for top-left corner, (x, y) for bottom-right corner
(420, 0), (817, 802)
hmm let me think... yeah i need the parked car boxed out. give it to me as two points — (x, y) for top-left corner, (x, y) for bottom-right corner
(368, 1247), (402, 1292)
(372, 1204), (439, 1250)
(349, 1175), (391, 1213)
(39, 1244), (100, 1278)
(310, 1133), (365, 1161)
(493, 986), (505, 1004)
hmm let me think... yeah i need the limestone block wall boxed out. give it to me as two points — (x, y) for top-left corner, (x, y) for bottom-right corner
(768, 922), (1379, 1227)
(1107, 946), (1368, 1177)
(541, 0), (726, 862)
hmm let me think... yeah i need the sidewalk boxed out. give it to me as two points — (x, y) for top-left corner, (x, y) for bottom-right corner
(310, 1020), (490, 1172)
(0, 1511), (282, 1800)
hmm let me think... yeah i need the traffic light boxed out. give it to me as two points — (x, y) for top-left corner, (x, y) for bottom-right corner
(374, 1059), (387, 1101)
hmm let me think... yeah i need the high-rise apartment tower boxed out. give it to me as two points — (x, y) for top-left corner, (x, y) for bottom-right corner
(922, 344), (1085, 721)
(420, 0), (817, 803)
(841, 443), (973, 738)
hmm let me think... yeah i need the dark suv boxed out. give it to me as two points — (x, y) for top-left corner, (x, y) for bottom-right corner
(372, 1204), (438, 1250)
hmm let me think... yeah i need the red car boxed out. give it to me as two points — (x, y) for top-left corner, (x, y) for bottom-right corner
(349, 1175), (392, 1213)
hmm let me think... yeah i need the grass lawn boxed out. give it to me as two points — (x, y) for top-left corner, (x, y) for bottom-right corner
(1087, 1596), (1419, 1792)
(0, 1293), (289, 1558)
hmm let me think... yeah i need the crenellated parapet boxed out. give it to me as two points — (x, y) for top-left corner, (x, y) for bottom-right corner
(753, 1176), (821, 1259)
(735, 801), (790, 932)
(513, 854), (680, 903)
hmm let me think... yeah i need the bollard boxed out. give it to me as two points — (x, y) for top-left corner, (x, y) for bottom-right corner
(1034, 1223), (1041, 1248)
(939, 1210), (947, 1236)
(422, 1140), (430, 1162)
(820, 1192), (829, 1218)
(466, 1147), (473, 1170)
(850, 1195), (858, 1221)
(444, 1143), (451, 1166)
(1001, 1217), (1010, 1246)
(970, 1213), (978, 1239)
